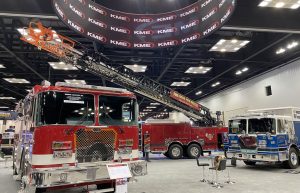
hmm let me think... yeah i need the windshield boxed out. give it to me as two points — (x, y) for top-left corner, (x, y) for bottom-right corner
(229, 119), (246, 134)
(99, 95), (137, 126)
(248, 118), (276, 134)
(36, 91), (95, 126)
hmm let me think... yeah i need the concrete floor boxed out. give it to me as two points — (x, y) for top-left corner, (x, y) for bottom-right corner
(1, 156), (299, 193)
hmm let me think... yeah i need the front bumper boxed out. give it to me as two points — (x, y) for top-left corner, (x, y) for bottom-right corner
(27, 160), (147, 188)
(227, 151), (288, 162)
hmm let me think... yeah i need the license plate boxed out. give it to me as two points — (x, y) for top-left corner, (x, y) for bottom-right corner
(53, 150), (72, 158)
(241, 149), (257, 154)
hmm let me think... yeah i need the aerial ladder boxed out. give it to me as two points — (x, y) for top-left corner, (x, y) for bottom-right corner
(19, 22), (215, 125)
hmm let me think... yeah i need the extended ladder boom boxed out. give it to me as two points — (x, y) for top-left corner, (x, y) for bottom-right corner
(19, 22), (215, 125)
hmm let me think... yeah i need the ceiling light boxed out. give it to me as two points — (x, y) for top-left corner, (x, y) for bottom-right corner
(124, 65), (147, 72)
(0, 97), (16, 100)
(210, 39), (250, 52)
(287, 41), (298, 49)
(291, 3), (300, 9)
(150, 103), (160, 106)
(236, 70), (242, 75)
(48, 62), (78, 70)
(212, 82), (220, 87)
(196, 91), (202, 95)
(258, 0), (300, 9)
(275, 2), (285, 7)
(147, 106), (157, 109)
(4, 78), (30, 84)
(171, 81), (191, 87)
(185, 66), (212, 74)
(0, 106), (9, 109)
(17, 28), (28, 36)
(242, 67), (249, 72)
(0, 64), (5, 68)
(65, 79), (87, 85)
(276, 48), (286, 54)
(26, 89), (31, 92)
(231, 39), (238, 43)
(216, 39), (226, 45)
(259, 1), (270, 7)
(236, 67), (249, 75)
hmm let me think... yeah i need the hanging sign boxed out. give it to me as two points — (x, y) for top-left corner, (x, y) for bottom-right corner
(52, 0), (236, 48)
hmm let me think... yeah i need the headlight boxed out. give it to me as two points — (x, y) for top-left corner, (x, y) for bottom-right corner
(231, 140), (238, 144)
(258, 140), (267, 147)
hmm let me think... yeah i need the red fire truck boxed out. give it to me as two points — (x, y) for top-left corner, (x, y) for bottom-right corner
(142, 121), (228, 159)
(13, 82), (147, 193)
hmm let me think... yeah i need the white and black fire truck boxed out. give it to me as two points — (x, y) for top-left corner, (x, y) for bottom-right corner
(226, 107), (300, 169)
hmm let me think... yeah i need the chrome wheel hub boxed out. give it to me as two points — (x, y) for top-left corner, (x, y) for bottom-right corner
(291, 152), (298, 166)
(190, 147), (199, 157)
(172, 147), (181, 157)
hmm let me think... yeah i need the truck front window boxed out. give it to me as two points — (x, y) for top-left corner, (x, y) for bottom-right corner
(229, 119), (246, 134)
(99, 96), (137, 126)
(37, 92), (95, 126)
(277, 119), (292, 134)
(248, 118), (276, 134)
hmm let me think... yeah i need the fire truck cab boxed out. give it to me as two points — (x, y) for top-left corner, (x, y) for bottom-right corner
(226, 107), (300, 169)
(14, 82), (147, 193)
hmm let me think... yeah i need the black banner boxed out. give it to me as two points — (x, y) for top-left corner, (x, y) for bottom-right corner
(52, 0), (236, 48)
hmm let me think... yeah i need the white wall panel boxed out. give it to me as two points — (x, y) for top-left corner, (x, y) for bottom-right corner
(200, 59), (300, 125)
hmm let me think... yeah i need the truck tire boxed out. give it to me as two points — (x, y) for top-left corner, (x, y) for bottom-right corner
(187, 144), (202, 158)
(244, 161), (256, 166)
(35, 188), (46, 193)
(284, 147), (299, 169)
(163, 152), (170, 158)
(168, 144), (183, 159)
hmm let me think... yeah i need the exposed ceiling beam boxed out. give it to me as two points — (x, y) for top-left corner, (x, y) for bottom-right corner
(157, 45), (186, 82)
(222, 26), (300, 34)
(0, 43), (47, 80)
(0, 12), (58, 19)
(0, 84), (26, 97)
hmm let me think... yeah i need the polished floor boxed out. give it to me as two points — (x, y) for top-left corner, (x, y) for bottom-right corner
(0, 155), (299, 193)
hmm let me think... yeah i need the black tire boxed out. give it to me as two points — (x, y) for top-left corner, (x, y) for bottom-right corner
(168, 144), (183, 159)
(224, 150), (227, 158)
(244, 161), (256, 166)
(35, 188), (46, 193)
(187, 144), (202, 159)
(163, 152), (170, 158)
(284, 147), (299, 169)
(13, 166), (18, 175)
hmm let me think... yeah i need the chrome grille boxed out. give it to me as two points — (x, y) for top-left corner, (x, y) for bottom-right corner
(75, 129), (116, 163)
